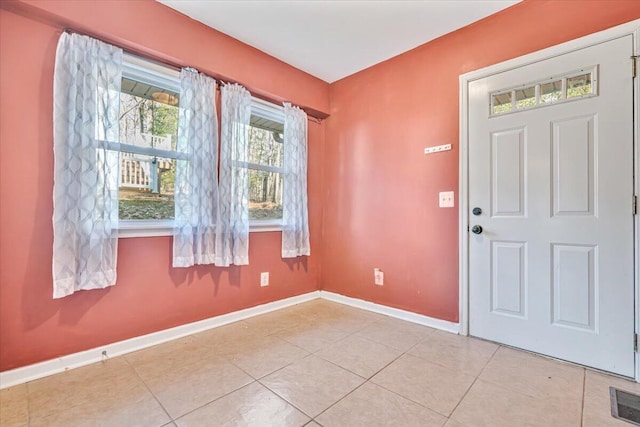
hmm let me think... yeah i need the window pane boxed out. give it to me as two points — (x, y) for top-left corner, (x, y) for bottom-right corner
(515, 86), (536, 109)
(566, 73), (593, 98)
(120, 77), (179, 151)
(119, 77), (178, 221)
(492, 92), (513, 115)
(540, 80), (563, 104)
(248, 117), (284, 168)
(119, 153), (175, 220)
(248, 169), (283, 220)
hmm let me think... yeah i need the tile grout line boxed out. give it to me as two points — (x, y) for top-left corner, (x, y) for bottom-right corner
(580, 368), (586, 427)
(255, 377), (316, 421)
(260, 319), (417, 422)
(169, 380), (260, 423)
(339, 337), (453, 419)
(123, 344), (236, 423)
(348, 325), (437, 354)
(252, 322), (389, 423)
(121, 356), (174, 424)
(177, 342), (261, 420)
(446, 343), (502, 420)
(370, 361), (458, 418)
(25, 381), (31, 427)
(311, 378), (370, 422)
(23, 369), (103, 424)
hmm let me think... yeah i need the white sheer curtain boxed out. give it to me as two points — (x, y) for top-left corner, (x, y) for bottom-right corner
(216, 84), (251, 266)
(281, 103), (310, 257)
(52, 33), (122, 298)
(173, 69), (219, 267)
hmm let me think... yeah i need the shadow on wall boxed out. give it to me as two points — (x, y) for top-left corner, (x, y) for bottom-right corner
(168, 263), (243, 295)
(284, 257), (307, 273)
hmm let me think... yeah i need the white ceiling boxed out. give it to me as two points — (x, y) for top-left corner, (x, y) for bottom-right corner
(159, 0), (520, 83)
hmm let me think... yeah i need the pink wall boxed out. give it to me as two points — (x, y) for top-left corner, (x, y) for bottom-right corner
(0, 1), (328, 371)
(2, 0), (640, 373)
(322, 0), (640, 322)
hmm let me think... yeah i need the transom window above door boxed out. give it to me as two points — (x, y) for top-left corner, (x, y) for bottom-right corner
(490, 66), (598, 116)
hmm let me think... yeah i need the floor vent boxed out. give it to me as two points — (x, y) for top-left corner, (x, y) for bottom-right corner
(611, 387), (640, 425)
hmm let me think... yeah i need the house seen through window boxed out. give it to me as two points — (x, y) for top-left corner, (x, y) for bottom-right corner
(115, 56), (286, 226)
(118, 57), (180, 221)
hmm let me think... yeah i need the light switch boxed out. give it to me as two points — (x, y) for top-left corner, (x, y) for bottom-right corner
(439, 191), (455, 208)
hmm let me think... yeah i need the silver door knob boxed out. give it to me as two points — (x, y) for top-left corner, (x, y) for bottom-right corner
(471, 225), (483, 234)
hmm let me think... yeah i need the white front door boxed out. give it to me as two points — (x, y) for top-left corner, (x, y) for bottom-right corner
(468, 35), (635, 376)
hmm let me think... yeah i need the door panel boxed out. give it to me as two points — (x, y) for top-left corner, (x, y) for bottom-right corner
(551, 115), (595, 216)
(551, 244), (596, 331)
(491, 128), (526, 216)
(468, 35), (634, 376)
(491, 240), (527, 318)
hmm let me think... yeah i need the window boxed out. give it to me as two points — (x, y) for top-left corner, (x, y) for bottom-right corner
(247, 99), (286, 228)
(118, 56), (181, 226)
(490, 66), (598, 116)
(95, 55), (183, 237)
(110, 56), (286, 235)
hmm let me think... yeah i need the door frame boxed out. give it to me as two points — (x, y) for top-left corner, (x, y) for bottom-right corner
(459, 20), (640, 379)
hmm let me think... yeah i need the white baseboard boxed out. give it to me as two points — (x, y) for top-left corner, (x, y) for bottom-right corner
(319, 291), (460, 334)
(0, 291), (320, 389)
(0, 289), (460, 389)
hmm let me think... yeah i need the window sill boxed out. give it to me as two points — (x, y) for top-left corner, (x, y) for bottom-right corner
(117, 219), (282, 238)
(250, 219), (283, 232)
(118, 220), (173, 238)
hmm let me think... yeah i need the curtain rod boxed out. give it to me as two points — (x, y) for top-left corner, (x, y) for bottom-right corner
(63, 28), (325, 123)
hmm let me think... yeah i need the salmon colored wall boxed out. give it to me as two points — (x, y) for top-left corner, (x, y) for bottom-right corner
(2, 0), (639, 373)
(0, 1), (328, 371)
(322, 0), (640, 322)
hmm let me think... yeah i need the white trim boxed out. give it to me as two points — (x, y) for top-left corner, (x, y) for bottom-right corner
(243, 161), (285, 175)
(251, 97), (285, 123)
(122, 52), (180, 93)
(632, 27), (640, 384)
(0, 291), (319, 389)
(458, 74), (470, 336)
(488, 65), (599, 117)
(0, 290), (461, 388)
(118, 220), (173, 238)
(319, 291), (460, 334)
(250, 219), (283, 232)
(459, 19), (640, 380)
(117, 221), (282, 237)
(460, 20), (640, 83)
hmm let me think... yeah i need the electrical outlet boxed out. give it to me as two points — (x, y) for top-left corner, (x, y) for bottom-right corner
(374, 268), (384, 286)
(260, 272), (269, 287)
(439, 191), (455, 208)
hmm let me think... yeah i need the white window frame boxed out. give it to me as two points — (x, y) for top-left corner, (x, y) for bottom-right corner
(489, 65), (599, 117)
(117, 56), (287, 237)
(247, 97), (286, 232)
(117, 54), (181, 238)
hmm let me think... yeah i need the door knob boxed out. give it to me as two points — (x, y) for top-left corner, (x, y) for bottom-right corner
(471, 225), (483, 234)
(472, 207), (482, 216)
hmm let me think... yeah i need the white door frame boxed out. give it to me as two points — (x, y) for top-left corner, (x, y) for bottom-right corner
(459, 20), (640, 380)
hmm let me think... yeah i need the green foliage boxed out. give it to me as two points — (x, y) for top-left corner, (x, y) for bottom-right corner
(247, 125), (283, 209)
(160, 165), (176, 194)
(119, 197), (175, 220)
(152, 102), (179, 149)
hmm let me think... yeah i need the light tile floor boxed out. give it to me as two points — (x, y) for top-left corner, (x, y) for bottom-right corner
(1, 299), (638, 426)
